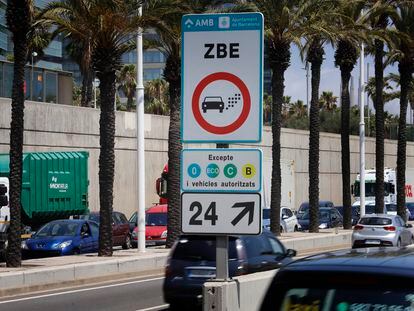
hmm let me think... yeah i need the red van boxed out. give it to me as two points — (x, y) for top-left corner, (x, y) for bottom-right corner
(132, 204), (167, 247)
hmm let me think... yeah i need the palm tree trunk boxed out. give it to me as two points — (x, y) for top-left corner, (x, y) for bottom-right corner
(307, 41), (324, 233)
(81, 69), (93, 107)
(97, 70), (116, 257)
(340, 69), (352, 229)
(6, 0), (32, 268)
(396, 63), (412, 220)
(165, 54), (182, 248)
(270, 63), (287, 236)
(374, 38), (385, 214)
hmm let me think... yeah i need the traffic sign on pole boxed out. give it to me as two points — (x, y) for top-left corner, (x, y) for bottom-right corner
(181, 13), (263, 143)
(181, 149), (262, 193)
(181, 192), (262, 235)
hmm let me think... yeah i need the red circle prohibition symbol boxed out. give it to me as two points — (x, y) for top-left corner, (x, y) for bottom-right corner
(192, 72), (251, 135)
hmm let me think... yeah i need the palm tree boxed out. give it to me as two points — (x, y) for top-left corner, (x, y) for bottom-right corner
(38, 0), (94, 108)
(117, 64), (137, 112)
(290, 99), (307, 118)
(389, 2), (414, 220)
(251, 0), (304, 236)
(41, 0), (142, 256)
(319, 91), (338, 111)
(366, 75), (399, 103)
(334, 0), (364, 229)
(367, 0), (393, 214)
(5, 0), (33, 268)
(144, 78), (170, 115)
(300, 0), (349, 233)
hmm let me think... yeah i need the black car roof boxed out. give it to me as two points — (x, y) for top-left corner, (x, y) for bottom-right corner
(283, 247), (414, 277)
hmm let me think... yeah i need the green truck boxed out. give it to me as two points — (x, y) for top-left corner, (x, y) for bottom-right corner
(0, 151), (89, 254)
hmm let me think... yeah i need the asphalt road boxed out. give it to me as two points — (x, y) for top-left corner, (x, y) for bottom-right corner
(0, 274), (168, 311)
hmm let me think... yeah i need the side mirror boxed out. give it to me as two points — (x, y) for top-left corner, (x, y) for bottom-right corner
(82, 232), (89, 238)
(406, 224), (413, 228)
(285, 249), (297, 258)
(282, 215), (288, 220)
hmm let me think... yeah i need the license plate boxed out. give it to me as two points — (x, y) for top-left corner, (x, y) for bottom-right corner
(187, 268), (216, 278)
(365, 240), (381, 245)
(146, 241), (156, 246)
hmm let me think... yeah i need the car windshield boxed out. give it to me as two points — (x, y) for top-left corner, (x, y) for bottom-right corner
(263, 209), (270, 220)
(204, 97), (221, 102)
(300, 211), (330, 221)
(129, 212), (137, 223)
(386, 204), (397, 212)
(146, 213), (167, 226)
(36, 222), (79, 237)
(279, 288), (414, 310)
(359, 217), (392, 225)
(80, 213), (100, 223)
(172, 236), (238, 261)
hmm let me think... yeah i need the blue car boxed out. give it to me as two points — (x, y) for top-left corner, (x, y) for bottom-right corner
(22, 219), (99, 257)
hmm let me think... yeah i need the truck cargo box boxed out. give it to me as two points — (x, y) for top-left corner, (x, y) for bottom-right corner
(0, 151), (89, 227)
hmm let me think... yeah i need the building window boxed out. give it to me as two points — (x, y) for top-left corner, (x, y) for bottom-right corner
(143, 51), (165, 63)
(45, 71), (57, 103)
(143, 68), (163, 81)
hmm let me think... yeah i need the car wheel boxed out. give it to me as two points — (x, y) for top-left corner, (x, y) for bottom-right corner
(411, 236), (414, 245)
(294, 225), (299, 232)
(280, 226), (284, 233)
(203, 109), (207, 113)
(397, 239), (402, 247)
(122, 235), (132, 249)
(72, 248), (80, 255)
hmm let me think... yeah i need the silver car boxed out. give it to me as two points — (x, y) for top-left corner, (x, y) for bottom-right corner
(263, 207), (300, 232)
(352, 214), (414, 248)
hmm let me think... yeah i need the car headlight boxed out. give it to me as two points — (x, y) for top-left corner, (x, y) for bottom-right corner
(21, 241), (28, 250)
(319, 223), (328, 229)
(58, 240), (72, 249)
(161, 230), (168, 239)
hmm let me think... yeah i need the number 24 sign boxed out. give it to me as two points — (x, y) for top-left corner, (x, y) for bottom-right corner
(181, 192), (261, 235)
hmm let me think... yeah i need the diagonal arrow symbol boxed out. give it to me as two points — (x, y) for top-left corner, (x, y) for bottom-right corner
(231, 202), (255, 226)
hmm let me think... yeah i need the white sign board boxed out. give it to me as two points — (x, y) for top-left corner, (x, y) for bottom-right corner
(181, 192), (261, 235)
(181, 13), (263, 143)
(181, 149), (262, 193)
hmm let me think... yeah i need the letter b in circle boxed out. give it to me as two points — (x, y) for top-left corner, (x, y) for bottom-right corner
(242, 164), (256, 179)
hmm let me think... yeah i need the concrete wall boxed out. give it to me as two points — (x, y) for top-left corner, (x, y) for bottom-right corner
(0, 99), (412, 217)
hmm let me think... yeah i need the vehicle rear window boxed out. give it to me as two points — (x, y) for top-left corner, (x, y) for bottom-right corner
(279, 288), (414, 310)
(146, 213), (167, 226)
(80, 213), (100, 223)
(359, 217), (392, 225)
(172, 237), (238, 261)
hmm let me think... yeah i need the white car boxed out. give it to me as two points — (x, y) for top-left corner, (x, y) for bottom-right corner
(263, 207), (300, 233)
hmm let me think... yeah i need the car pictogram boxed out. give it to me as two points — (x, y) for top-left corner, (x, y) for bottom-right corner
(202, 96), (225, 113)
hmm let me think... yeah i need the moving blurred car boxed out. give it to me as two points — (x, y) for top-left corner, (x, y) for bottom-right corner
(297, 200), (334, 217)
(22, 219), (99, 256)
(352, 214), (413, 248)
(407, 202), (414, 220)
(260, 247), (414, 310)
(297, 207), (343, 230)
(163, 230), (296, 309)
(263, 207), (300, 232)
(334, 205), (360, 226)
(132, 204), (167, 247)
(80, 211), (131, 249)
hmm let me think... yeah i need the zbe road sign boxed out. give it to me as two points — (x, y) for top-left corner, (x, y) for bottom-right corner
(181, 192), (262, 235)
(181, 13), (264, 143)
(181, 149), (262, 193)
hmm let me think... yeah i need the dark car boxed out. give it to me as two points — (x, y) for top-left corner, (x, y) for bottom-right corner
(297, 200), (334, 217)
(261, 247), (414, 310)
(407, 203), (414, 220)
(335, 205), (360, 225)
(163, 230), (296, 309)
(22, 219), (99, 257)
(80, 211), (131, 249)
(297, 207), (343, 230)
(202, 96), (225, 113)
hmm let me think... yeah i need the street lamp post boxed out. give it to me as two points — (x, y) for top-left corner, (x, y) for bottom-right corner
(136, 5), (146, 253)
(359, 41), (366, 216)
(31, 51), (38, 101)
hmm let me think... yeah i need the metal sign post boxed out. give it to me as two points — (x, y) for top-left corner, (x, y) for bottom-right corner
(180, 12), (264, 286)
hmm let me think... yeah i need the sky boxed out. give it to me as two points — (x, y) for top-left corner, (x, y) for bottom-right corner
(282, 44), (413, 123)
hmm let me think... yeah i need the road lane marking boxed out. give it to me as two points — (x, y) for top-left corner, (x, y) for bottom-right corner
(136, 304), (169, 311)
(0, 276), (165, 305)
